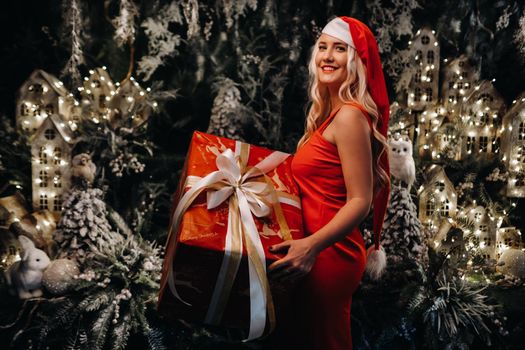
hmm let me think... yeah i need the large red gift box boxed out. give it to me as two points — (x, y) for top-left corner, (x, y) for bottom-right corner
(157, 131), (304, 340)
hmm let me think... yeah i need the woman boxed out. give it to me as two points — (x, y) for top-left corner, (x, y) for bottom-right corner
(267, 16), (391, 349)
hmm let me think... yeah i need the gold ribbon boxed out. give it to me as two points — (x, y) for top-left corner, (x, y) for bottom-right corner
(166, 141), (300, 340)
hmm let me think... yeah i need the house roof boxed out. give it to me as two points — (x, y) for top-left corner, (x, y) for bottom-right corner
(30, 114), (75, 145)
(20, 70), (70, 98)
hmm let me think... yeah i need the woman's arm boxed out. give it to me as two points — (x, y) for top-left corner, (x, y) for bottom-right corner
(268, 105), (373, 280)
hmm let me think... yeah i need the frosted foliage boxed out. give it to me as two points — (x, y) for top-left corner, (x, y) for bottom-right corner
(496, 5), (512, 31)
(61, 0), (85, 86)
(183, 0), (200, 38)
(515, 10), (525, 60)
(138, 2), (183, 81)
(222, 0), (259, 29)
(55, 188), (118, 263)
(112, 0), (139, 47)
(207, 78), (243, 139)
(366, 0), (420, 85)
(364, 185), (429, 264)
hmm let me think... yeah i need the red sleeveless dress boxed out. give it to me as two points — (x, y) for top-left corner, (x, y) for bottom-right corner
(287, 102), (370, 350)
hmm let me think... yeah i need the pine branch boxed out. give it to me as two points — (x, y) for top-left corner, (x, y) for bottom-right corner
(89, 304), (116, 350)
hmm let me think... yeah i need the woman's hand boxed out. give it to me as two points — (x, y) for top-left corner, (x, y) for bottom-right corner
(267, 237), (319, 282)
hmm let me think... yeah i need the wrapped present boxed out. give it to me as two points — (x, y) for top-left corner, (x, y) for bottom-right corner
(158, 131), (303, 340)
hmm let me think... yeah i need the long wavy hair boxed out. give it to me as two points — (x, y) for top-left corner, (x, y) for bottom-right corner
(297, 38), (390, 198)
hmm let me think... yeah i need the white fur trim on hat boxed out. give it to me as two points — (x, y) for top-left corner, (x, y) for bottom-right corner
(321, 17), (355, 49)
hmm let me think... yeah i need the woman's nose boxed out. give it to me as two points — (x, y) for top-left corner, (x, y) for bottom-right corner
(322, 49), (334, 62)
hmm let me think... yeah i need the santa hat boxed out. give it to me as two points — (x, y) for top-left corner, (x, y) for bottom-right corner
(322, 17), (391, 279)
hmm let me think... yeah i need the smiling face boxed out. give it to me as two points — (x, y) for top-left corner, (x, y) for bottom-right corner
(315, 33), (349, 88)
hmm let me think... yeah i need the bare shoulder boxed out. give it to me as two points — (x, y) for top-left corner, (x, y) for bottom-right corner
(332, 104), (371, 136)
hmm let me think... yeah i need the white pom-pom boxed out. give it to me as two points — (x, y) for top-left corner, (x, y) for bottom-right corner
(365, 245), (387, 280)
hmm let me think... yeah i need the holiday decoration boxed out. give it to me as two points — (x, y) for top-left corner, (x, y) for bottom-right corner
(70, 153), (97, 184)
(0, 227), (21, 269)
(107, 77), (154, 130)
(441, 55), (479, 114)
(16, 70), (80, 136)
(158, 131), (304, 340)
(388, 134), (416, 189)
(418, 164), (458, 234)
(0, 192), (29, 227)
(501, 93), (525, 197)
(459, 80), (505, 159)
(496, 226), (523, 259)
(41, 258), (79, 295)
(497, 248), (525, 279)
(54, 186), (116, 264)
(79, 67), (116, 123)
(407, 28), (440, 110)
(31, 114), (74, 215)
(5, 235), (51, 299)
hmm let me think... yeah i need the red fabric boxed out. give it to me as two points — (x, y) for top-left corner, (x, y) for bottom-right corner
(340, 16), (391, 250)
(284, 102), (369, 349)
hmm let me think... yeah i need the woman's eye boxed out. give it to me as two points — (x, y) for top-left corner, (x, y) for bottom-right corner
(336, 46), (346, 52)
(318, 46), (326, 50)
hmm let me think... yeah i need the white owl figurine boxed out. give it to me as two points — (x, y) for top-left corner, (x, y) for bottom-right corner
(388, 137), (416, 190)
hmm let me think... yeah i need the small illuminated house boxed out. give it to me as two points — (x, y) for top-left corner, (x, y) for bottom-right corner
(459, 80), (505, 159)
(441, 55), (479, 116)
(31, 114), (74, 215)
(107, 77), (153, 129)
(462, 205), (498, 260)
(407, 28), (440, 111)
(418, 164), (457, 233)
(16, 70), (80, 137)
(501, 93), (525, 197)
(416, 105), (450, 159)
(80, 67), (116, 123)
(496, 227), (523, 259)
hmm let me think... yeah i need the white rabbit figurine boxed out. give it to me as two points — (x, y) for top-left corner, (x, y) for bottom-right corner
(5, 235), (51, 299)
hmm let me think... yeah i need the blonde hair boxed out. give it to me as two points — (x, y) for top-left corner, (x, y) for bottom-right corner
(297, 38), (390, 198)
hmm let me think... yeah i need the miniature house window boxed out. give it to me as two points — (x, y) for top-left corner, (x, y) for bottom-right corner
(39, 194), (48, 210)
(54, 170), (62, 188)
(449, 95), (457, 103)
(435, 182), (445, 192)
(29, 83), (44, 94)
(44, 129), (56, 140)
(426, 88), (433, 102)
(480, 224), (488, 233)
(426, 71), (433, 82)
(472, 236), (480, 245)
(20, 103), (29, 116)
(449, 81), (454, 89)
(516, 176), (525, 187)
(415, 69), (422, 82)
(459, 61), (465, 67)
(483, 236), (492, 246)
(479, 136), (488, 152)
(457, 82), (463, 89)
(53, 197), (62, 211)
(39, 170), (48, 187)
(492, 137), (500, 153)
(480, 113), (489, 125)
(480, 93), (493, 103)
(53, 147), (61, 165)
(425, 199), (435, 216)
(440, 199), (450, 217)
(416, 50), (422, 61)
(414, 88), (421, 102)
(99, 94), (106, 108)
(474, 212), (482, 221)
(39, 147), (48, 165)
(93, 79), (101, 88)
(427, 51), (434, 64)
(421, 35), (430, 45)
(482, 254), (490, 259)
(33, 106), (41, 117)
(467, 136), (475, 153)
(504, 237), (512, 246)
(519, 122), (525, 141)
(45, 104), (53, 115)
